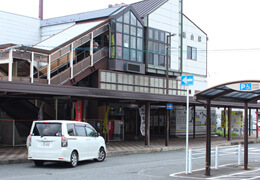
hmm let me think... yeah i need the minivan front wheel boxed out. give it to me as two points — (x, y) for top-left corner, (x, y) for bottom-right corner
(70, 151), (78, 167)
(95, 147), (106, 162)
(34, 160), (44, 166)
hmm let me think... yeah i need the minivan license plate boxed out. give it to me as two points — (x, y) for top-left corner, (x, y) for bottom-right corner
(42, 142), (50, 146)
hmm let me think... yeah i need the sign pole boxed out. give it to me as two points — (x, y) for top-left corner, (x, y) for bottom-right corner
(186, 86), (189, 174)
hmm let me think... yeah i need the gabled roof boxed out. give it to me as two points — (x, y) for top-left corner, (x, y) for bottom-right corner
(131, 0), (168, 18)
(41, 6), (123, 27)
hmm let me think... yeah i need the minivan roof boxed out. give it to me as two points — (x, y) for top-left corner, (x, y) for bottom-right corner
(34, 120), (87, 124)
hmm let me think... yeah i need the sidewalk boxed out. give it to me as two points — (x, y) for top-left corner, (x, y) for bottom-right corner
(0, 135), (259, 165)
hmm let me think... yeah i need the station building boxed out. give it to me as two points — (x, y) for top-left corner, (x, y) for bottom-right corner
(0, 0), (209, 145)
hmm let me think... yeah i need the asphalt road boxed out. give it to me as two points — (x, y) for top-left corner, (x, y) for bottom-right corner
(0, 144), (260, 180)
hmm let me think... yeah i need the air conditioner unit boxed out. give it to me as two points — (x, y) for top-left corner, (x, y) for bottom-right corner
(125, 63), (141, 73)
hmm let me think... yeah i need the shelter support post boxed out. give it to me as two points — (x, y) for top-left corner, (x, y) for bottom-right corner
(205, 100), (211, 176)
(145, 102), (150, 146)
(244, 102), (248, 170)
(193, 105), (196, 139)
(249, 108), (251, 136)
(228, 107), (232, 141)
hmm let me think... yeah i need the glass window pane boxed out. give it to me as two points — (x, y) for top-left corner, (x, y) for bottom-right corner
(124, 12), (130, 23)
(148, 41), (153, 52)
(130, 36), (136, 49)
(159, 55), (165, 66)
(137, 38), (142, 50)
(160, 43), (166, 54)
(130, 49), (136, 61)
(116, 33), (122, 46)
(117, 16), (123, 22)
(123, 35), (129, 47)
(137, 28), (143, 37)
(154, 54), (159, 66)
(160, 32), (165, 42)
(192, 47), (197, 60)
(124, 24), (129, 34)
(116, 22), (122, 33)
(149, 29), (153, 39)
(130, 12), (137, 25)
(130, 26), (136, 36)
(154, 30), (159, 40)
(148, 53), (153, 65)
(153, 42), (159, 53)
(123, 48), (129, 60)
(137, 20), (142, 27)
(137, 51), (143, 63)
(116, 46), (122, 58)
(187, 46), (192, 59)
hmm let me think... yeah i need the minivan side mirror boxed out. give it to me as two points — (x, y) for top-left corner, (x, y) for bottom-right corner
(96, 132), (100, 137)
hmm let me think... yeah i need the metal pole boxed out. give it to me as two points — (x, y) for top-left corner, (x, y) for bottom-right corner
(238, 144), (241, 166)
(185, 87), (189, 174)
(188, 149), (192, 173)
(205, 100), (211, 176)
(30, 52), (34, 83)
(249, 108), (251, 136)
(215, 146), (218, 169)
(244, 102), (248, 170)
(12, 120), (15, 146)
(224, 107), (226, 138)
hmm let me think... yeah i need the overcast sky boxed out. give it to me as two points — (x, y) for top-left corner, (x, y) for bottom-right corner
(1, 0), (260, 87)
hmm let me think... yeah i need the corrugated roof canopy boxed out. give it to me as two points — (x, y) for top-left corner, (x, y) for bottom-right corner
(194, 80), (260, 103)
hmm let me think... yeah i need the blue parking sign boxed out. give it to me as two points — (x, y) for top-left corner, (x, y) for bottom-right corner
(240, 83), (252, 91)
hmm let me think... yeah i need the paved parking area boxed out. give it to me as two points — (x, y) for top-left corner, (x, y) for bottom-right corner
(0, 135), (260, 165)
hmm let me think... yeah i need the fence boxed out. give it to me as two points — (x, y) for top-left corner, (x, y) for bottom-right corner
(189, 144), (241, 173)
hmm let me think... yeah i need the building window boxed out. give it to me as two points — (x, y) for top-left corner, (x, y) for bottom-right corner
(147, 28), (167, 67)
(191, 34), (194, 40)
(182, 32), (186, 38)
(198, 36), (201, 42)
(112, 10), (144, 63)
(187, 46), (197, 60)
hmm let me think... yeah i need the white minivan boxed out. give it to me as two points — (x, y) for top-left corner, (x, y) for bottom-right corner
(28, 120), (106, 167)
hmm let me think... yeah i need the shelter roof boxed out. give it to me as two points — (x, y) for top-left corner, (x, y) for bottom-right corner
(194, 80), (260, 104)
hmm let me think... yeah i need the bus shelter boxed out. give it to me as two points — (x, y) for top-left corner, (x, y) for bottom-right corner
(194, 80), (260, 176)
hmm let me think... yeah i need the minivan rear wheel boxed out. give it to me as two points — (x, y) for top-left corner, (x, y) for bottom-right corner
(34, 160), (44, 166)
(69, 151), (78, 167)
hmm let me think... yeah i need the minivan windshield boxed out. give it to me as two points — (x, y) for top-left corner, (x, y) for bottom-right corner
(33, 123), (62, 136)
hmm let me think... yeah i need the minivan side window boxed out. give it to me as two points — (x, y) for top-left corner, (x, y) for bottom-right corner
(67, 124), (76, 136)
(75, 125), (87, 136)
(86, 126), (96, 137)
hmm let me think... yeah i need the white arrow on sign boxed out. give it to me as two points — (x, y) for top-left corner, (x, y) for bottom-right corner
(182, 76), (193, 84)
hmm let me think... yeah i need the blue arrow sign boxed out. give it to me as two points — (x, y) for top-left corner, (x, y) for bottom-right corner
(166, 103), (173, 110)
(240, 83), (252, 91)
(181, 75), (194, 86)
